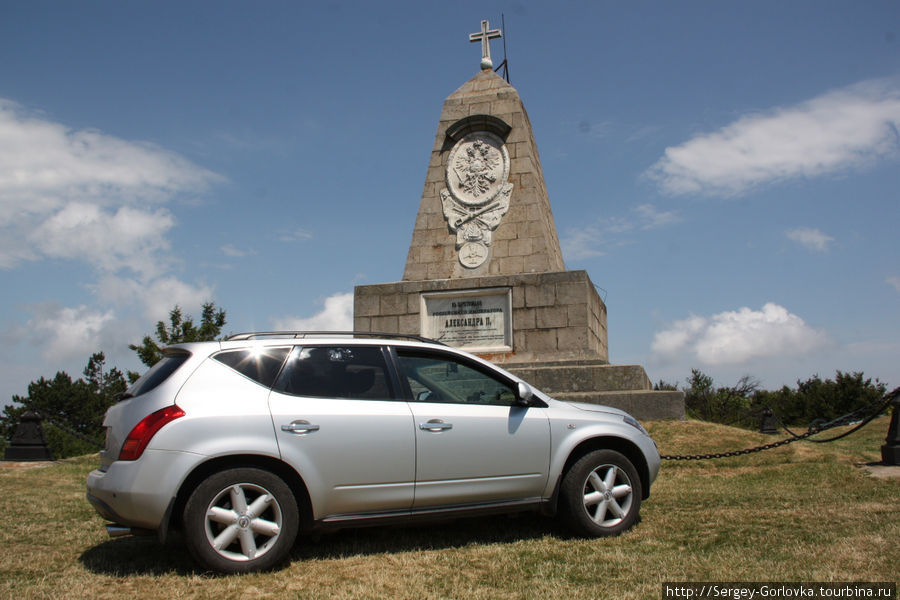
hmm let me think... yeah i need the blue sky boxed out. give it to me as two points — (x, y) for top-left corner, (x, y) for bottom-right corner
(1, 0), (898, 403)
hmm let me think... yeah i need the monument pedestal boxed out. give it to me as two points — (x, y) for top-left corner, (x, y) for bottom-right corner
(355, 269), (685, 420)
(356, 270), (606, 363)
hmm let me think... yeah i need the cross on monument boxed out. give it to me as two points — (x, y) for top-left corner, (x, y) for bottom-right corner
(469, 19), (502, 70)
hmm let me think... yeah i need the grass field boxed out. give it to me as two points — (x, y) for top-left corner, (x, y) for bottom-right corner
(2, 417), (897, 600)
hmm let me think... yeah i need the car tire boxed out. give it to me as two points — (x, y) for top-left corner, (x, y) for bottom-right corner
(559, 449), (642, 537)
(183, 467), (299, 573)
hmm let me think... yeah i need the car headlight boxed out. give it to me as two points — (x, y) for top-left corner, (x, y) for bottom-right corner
(623, 415), (649, 437)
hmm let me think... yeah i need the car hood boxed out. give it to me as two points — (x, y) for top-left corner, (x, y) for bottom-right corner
(565, 401), (629, 418)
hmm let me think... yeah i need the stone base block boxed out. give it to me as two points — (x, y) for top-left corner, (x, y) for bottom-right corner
(504, 360), (650, 393)
(4, 444), (54, 461)
(503, 360), (684, 421)
(551, 390), (685, 421)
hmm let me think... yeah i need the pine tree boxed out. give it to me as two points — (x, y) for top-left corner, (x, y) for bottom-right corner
(128, 302), (227, 378)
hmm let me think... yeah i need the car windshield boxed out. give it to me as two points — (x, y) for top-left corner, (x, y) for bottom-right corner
(125, 352), (191, 398)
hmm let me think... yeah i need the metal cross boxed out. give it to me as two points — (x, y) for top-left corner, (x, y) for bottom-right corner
(469, 19), (502, 70)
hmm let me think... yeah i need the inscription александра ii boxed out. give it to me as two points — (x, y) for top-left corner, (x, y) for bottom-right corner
(422, 291), (511, 351)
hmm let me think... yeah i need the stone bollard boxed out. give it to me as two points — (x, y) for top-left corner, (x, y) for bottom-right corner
(3, 410), (54, 461)
(880, 390), (900, 466)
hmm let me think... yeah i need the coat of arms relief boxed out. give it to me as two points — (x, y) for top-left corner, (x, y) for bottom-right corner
(440, 132), (513, 268)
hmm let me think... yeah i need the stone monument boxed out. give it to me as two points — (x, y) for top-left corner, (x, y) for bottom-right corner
(354, 21), (683, 420)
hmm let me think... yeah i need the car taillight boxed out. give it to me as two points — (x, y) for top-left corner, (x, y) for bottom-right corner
(118, 405), (185, 461)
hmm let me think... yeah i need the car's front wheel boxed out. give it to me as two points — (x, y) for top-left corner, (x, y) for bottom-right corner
(559, 449), (642, 537)
(183, 468), (299, 573)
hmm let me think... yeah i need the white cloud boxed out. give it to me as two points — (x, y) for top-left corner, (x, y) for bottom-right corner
(272, 292), (354, 331)
(647, 78), (900, 196)
(221, 244), (255, 258)
(887, 276), (900, 293)
(93, 274), (216, 322)
(652, 303), (831, 366)
(0, 100), (218, 210)
(0, 99), (226, 368)
(635, 203), (682, 229)
(786, 227), (834, 252)
(562, 203), (679, 260)
(26, 303), (116, 362)
(29, 203), (176, 277)
(562, 218), (631, 260)
(0, 99), (222, 271)
(278, 228), (314, 243)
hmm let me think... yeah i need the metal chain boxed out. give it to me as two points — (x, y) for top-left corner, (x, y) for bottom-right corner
(661, 428), (811, 461)
(13, 402), (104, 449)
(41, 417), (104, 449)
(12, 385), (897, 460)
(661, 389), (898, 461)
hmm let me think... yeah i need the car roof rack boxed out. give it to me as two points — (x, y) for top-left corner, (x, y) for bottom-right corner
(223, 331), (447, 346)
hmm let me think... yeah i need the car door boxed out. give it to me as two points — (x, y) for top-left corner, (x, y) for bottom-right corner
(393, 348), (551, 509)
(268, 345), (416, 520)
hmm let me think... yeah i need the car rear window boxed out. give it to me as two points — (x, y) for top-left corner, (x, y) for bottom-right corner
(213, 347), (290, 388)
(127, 352), (191, 398)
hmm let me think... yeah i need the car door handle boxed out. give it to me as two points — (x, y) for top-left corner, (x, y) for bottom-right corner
(419, 419), (452, 432)
(281, 420), (320, 434)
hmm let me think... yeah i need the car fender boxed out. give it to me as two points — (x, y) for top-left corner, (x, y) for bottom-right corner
(544, 419), (658, 499)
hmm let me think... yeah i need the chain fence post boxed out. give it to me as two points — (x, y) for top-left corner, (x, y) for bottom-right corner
(880, 389), (900, 465)
(759, 408), (778, 435)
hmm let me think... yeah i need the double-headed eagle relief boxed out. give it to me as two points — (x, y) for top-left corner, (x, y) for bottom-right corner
(441, 131), (513, 268)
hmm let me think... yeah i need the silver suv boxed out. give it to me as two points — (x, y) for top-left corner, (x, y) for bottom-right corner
(86, 332), (660, 573)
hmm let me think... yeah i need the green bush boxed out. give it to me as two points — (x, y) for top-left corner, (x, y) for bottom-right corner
(684, 369), (888, 429)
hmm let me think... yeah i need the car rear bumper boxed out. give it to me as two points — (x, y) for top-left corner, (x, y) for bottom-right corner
(85, 448), (201, 530)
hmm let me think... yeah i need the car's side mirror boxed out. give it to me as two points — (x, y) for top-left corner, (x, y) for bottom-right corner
(516, 382), (534, 406)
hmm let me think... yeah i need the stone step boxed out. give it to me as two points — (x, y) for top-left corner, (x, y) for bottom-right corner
(504, 362), (651, 393)
(549, 390), (685, 421)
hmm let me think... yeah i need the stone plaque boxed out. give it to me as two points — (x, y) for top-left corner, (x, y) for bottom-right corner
(421, 288), (512, 352)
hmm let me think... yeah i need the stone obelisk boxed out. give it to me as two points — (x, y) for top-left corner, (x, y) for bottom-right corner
(354, 20), (683, 420)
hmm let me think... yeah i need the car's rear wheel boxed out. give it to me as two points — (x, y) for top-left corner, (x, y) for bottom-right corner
(559, 449), (642, 537)
(183, 468), (299, 573)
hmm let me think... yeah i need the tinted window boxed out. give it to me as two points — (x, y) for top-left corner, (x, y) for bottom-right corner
(396, 351), (517, 406)
(273, 346), (394, 400)
(214, 347), (290, 388)
(127, 352), (190, 398)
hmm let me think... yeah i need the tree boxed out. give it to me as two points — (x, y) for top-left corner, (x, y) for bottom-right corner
(684, 369), (760, 425)
(129, 302), (227, 375)
(0, 352), (127, 458)
(683, 369), (716, 421)
(794, 371), (886, 424)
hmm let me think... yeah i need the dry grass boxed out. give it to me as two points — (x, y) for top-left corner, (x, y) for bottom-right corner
(1, 417), (897, 599)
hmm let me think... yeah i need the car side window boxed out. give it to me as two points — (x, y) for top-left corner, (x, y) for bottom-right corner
(396, 350), (518, 406)
(213, 347), (290, 388)
(272, 346), (394, 401)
